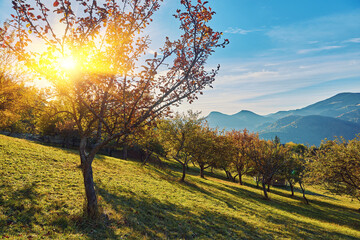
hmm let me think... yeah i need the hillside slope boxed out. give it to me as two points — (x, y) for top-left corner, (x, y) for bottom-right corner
(0, 135), (360, 239)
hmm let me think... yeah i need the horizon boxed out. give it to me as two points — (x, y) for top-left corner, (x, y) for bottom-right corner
(205, 91), (360, 117)
(1, 0), (360, 115)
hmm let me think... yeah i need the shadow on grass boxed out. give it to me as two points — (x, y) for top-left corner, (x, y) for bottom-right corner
(96, 182), (263, 239)
(198, 177), (360, 234)
(0, 183), (44, 233)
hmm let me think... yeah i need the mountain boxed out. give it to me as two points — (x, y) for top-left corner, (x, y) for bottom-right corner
(259, 115), (360, 146)
(269, 92), (360, 119)
(206, 110), (273, 131)
(206, 92), (360, 145)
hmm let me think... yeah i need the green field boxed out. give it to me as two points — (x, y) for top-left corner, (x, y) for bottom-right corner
(0, 134), (359, 239)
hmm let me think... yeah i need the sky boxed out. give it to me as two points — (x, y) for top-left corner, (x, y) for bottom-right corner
(1, 0), (360, 116)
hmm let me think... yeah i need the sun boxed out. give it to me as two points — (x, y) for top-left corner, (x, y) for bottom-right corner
(59, 56), (77, 71)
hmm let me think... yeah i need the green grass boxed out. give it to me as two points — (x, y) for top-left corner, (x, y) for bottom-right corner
(0, 134), (359, 239)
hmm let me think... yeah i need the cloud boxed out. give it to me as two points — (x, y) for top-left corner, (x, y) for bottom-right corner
(344, 38), (360, 43)
(297, 45), (343, 54)
(224, 27), (258, 35)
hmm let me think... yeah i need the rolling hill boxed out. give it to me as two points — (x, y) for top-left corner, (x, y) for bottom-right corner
(0, 135), (360, 239)
(206, 92), (360, 145)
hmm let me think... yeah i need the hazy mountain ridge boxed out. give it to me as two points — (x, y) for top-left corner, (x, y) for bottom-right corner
(206, 93), (360, 146)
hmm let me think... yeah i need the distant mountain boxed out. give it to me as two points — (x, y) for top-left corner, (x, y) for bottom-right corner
(259, 115), (360, 146)
(205, 92), (360, 145)
(206, 110), (273, 131)
(269, 93), (360, 120)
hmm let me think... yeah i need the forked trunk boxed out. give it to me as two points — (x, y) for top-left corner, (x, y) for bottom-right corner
(236, 166), (243, 185)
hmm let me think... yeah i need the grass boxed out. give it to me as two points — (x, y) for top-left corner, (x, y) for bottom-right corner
(0, 134), (359, 239)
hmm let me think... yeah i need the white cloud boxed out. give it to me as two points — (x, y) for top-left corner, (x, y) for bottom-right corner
(297, 45), (343, 54)
(344, 38), (360, 43)
(224, 27), (258, 35)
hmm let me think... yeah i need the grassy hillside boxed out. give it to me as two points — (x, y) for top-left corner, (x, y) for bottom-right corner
(0, 135), (359, 239)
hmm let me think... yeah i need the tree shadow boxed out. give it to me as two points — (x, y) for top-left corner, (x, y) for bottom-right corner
(0, 182), (42, 234)
(96, 182), (268, 239)
(197, 178), (360, 234)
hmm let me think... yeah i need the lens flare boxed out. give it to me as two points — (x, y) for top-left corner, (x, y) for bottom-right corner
(59, 56), (77, 71)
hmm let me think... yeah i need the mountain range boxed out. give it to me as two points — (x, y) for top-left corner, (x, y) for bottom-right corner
(206, 93), (360, 146)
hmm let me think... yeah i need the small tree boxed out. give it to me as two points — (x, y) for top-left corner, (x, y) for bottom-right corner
(251, 139), (288, 199)
(188, 124), (218, 178)
(309, 137), (360, 203)
(2, 0), (228, 217)
(159, 111), (202, 182)
(227, 129), (256, 185)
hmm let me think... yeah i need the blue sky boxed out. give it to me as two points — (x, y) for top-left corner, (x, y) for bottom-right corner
(161, 0), (360, 115)
(1, 0), (360, 116)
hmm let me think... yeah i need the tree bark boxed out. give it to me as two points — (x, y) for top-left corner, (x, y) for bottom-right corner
(262, 178), (269, 200)
(237, 166), (243, 185)
(289, 181), (294, 196)
(181, 163), (186, 182)
(81, 156), (98, 218)
(123, 144), (128, 160)
(200, 164), (205, 178)
(299, 181), (309, 204)
(79, 138), (98, 218)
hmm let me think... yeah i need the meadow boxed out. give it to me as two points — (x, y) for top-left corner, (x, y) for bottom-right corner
(0, 134), (359, 239)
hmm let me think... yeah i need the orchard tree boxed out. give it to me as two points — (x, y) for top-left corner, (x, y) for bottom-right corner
(309, 137), (360, 203)
(227, 129), (256, 185)
(250, 139), (289, 199)
(1, 0), (228, 218)
(159, 111), (202, 182)
(188, 124), (217, 178)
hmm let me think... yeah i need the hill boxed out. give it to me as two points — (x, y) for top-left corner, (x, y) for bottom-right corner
(269, 92), (360, 120)
(206, 110), (273, 131)
(259, 115), (360, 146)
(206, 93), (360, 145)
(0, 135), (360, 239)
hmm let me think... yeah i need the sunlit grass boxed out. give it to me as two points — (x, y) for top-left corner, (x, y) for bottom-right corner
(0, 134), (359, 239)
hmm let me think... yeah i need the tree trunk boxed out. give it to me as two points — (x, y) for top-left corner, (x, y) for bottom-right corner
(181, 163), (186, 182)
(299, 181), (309, 204)
(238, 173), (243, 185)
(79, 138), (98, 218)
(237, 166), (243, 185)
(267, 183), (271, 192)
(289, 181), (294, 196)
(123, 144), (128, 160)
(200, 164), (205, 178)
(262, 178), (269, 200)
(81, 156), (98, 218)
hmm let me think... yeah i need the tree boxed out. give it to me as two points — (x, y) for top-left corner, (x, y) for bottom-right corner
(188, 124), (218, 178)
(159, 111), (202, 182)
(2, 0), (228, 218)
(309, 137), (360, 203)
(250, 139), (288, 199)
(226, 129), (256, 185)
(0, 32), (41, 133)
(281, 143), (309, 203)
